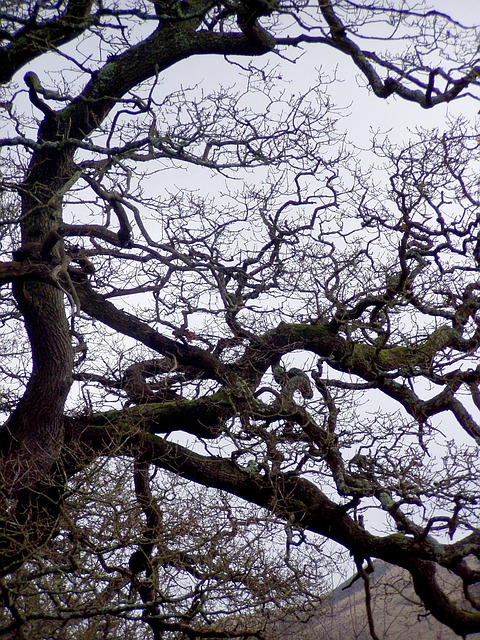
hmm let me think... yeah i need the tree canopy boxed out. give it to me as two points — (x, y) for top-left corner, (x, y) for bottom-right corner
(1, 1), (480, 638)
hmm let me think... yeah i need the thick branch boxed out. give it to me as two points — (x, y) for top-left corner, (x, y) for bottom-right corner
(0, 0), (95, 84)
(69, 393), (232, 440)
(139, 435), (480, 636)
(317, 0), (480, 107)
(0, 261), (55, 286)
(54, 26), (275, 143)
(75, 277), (227, 380)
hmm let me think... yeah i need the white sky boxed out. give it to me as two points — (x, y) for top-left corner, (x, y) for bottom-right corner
(7, 0), (480, 543)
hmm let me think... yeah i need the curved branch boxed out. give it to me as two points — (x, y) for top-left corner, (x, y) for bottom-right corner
(75, 277), (227, 380)
(0, 0), (95, 84)
(317, 0), (480, 107)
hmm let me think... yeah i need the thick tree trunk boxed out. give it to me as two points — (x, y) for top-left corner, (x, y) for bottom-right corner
(0, 146), (74, 492)
(0, 282), (72, 491)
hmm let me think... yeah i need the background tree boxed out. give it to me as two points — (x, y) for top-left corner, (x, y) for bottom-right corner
(0, 1), (480, 638)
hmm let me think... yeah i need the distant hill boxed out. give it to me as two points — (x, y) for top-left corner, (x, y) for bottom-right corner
(282, 560), (480, 640)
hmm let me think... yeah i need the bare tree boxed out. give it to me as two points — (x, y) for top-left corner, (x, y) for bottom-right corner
(0, 1), (480, 638)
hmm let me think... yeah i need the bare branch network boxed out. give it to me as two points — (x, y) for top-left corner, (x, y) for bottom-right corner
(0, 1), (480, 638)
